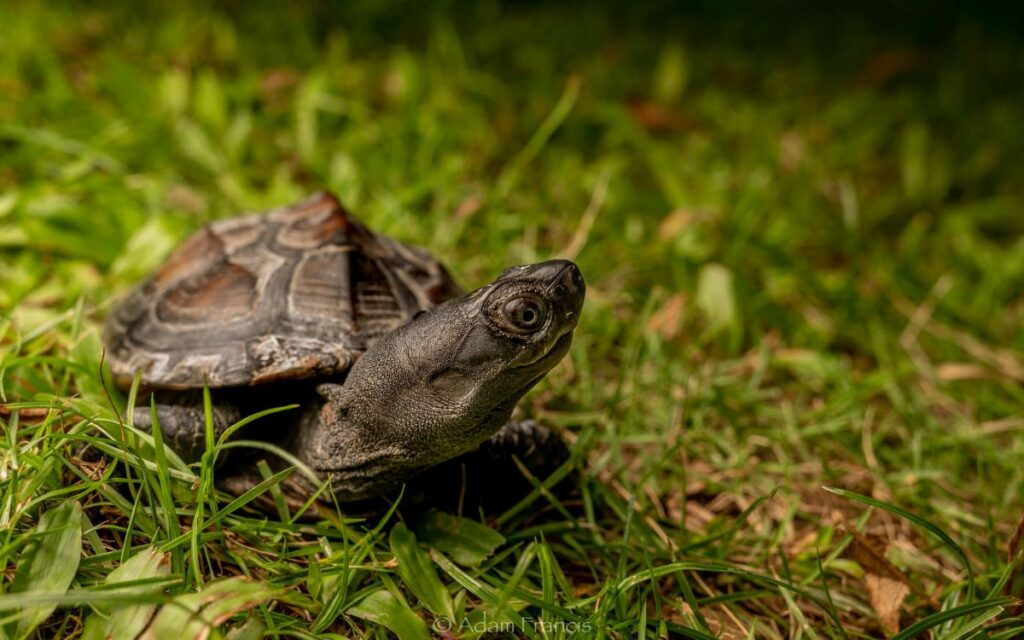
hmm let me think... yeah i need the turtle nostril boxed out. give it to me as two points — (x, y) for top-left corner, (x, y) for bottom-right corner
(564, 265), (584, 291)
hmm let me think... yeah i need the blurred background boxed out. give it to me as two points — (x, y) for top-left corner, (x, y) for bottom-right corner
(3, 0), (1024, 635)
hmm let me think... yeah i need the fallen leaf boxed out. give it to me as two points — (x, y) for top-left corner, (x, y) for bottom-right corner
(0, 406), (54, 423)
(1004, 512), (1024, 617)
(866, 574), (910, 637)
(259, 67), (299, 107)
(625, 100), (691, 132)
(859, 48), (927, 86)
(453, 194), (483, 222)
(647, 293), (686, 340)
(936, 362), (990, 381)
(657, 209), (695, 240)
(779, 130), (806, 171)
(845, 532), (910, 637)
(165, 184), (208, 214)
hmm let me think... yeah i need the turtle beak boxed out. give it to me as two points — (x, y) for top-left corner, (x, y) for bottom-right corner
(544, 260), (585, 330)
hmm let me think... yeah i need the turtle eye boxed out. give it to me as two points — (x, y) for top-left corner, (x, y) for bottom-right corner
(501, 295), (547, 334)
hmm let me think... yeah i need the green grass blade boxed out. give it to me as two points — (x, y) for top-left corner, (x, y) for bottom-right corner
(141, 577), (284, 640)
(347, 589), (430, 640)
(389, 523), (455, 620)
(147, 397), (183, 574)
(891, 597), (1014, 640)
(80, 547), (170, 640)
(8, 501), (83, 639)
(416, 511), (505, 567)
(824, 487), (975, 596)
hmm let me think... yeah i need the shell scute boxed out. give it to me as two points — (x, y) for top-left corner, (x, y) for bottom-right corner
(287, 246), (355, 327)
(156, 263), (258, 324)
(105, 192), (458, 389)
(150, 226), (224, 288)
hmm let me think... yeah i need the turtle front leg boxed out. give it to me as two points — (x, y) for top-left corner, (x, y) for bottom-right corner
(130, 402), (241, 463)
(479, 419), (570, 477)
(403, 420), (572, 514)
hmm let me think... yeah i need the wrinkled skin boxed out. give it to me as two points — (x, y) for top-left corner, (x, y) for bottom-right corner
(291, 259), (585, 500)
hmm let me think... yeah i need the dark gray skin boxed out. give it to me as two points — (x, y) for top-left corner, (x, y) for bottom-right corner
(294, 259), (584, 499)
(137, 259), (585, 502)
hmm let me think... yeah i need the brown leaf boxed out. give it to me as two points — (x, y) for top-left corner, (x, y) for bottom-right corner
(647, 293), (687, 340)
(866, 575), (910, 637)
(657, 209), (695, 240)
(259, 67), (299, 108)
(779, 130), (807, 171)
(859, 48), (927, 86)
(165, 184), (208, 214)
(845, 532), (910, 636)
(453, 194), (483, 222)
(1005, 513), (1024, 616)
(625, 99), (693, 132)
(0, 406), (52, 420)
(936, 362), (991, 381)
(1008, 513), (1024, 561)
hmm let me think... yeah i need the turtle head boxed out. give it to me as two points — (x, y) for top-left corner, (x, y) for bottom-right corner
(448, 258), (585, 380)
(299, 259), (585, 500)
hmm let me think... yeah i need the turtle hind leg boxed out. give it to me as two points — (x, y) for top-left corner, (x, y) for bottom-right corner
(130, 402), (241, 463)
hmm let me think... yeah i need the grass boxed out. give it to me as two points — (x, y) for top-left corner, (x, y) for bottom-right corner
(2, 1), (1024, 637)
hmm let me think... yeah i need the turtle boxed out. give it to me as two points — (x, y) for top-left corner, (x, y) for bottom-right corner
(104, 191), (585, 504)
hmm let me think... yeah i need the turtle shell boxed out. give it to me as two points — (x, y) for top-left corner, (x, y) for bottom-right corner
(105, 192), (460, 390)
